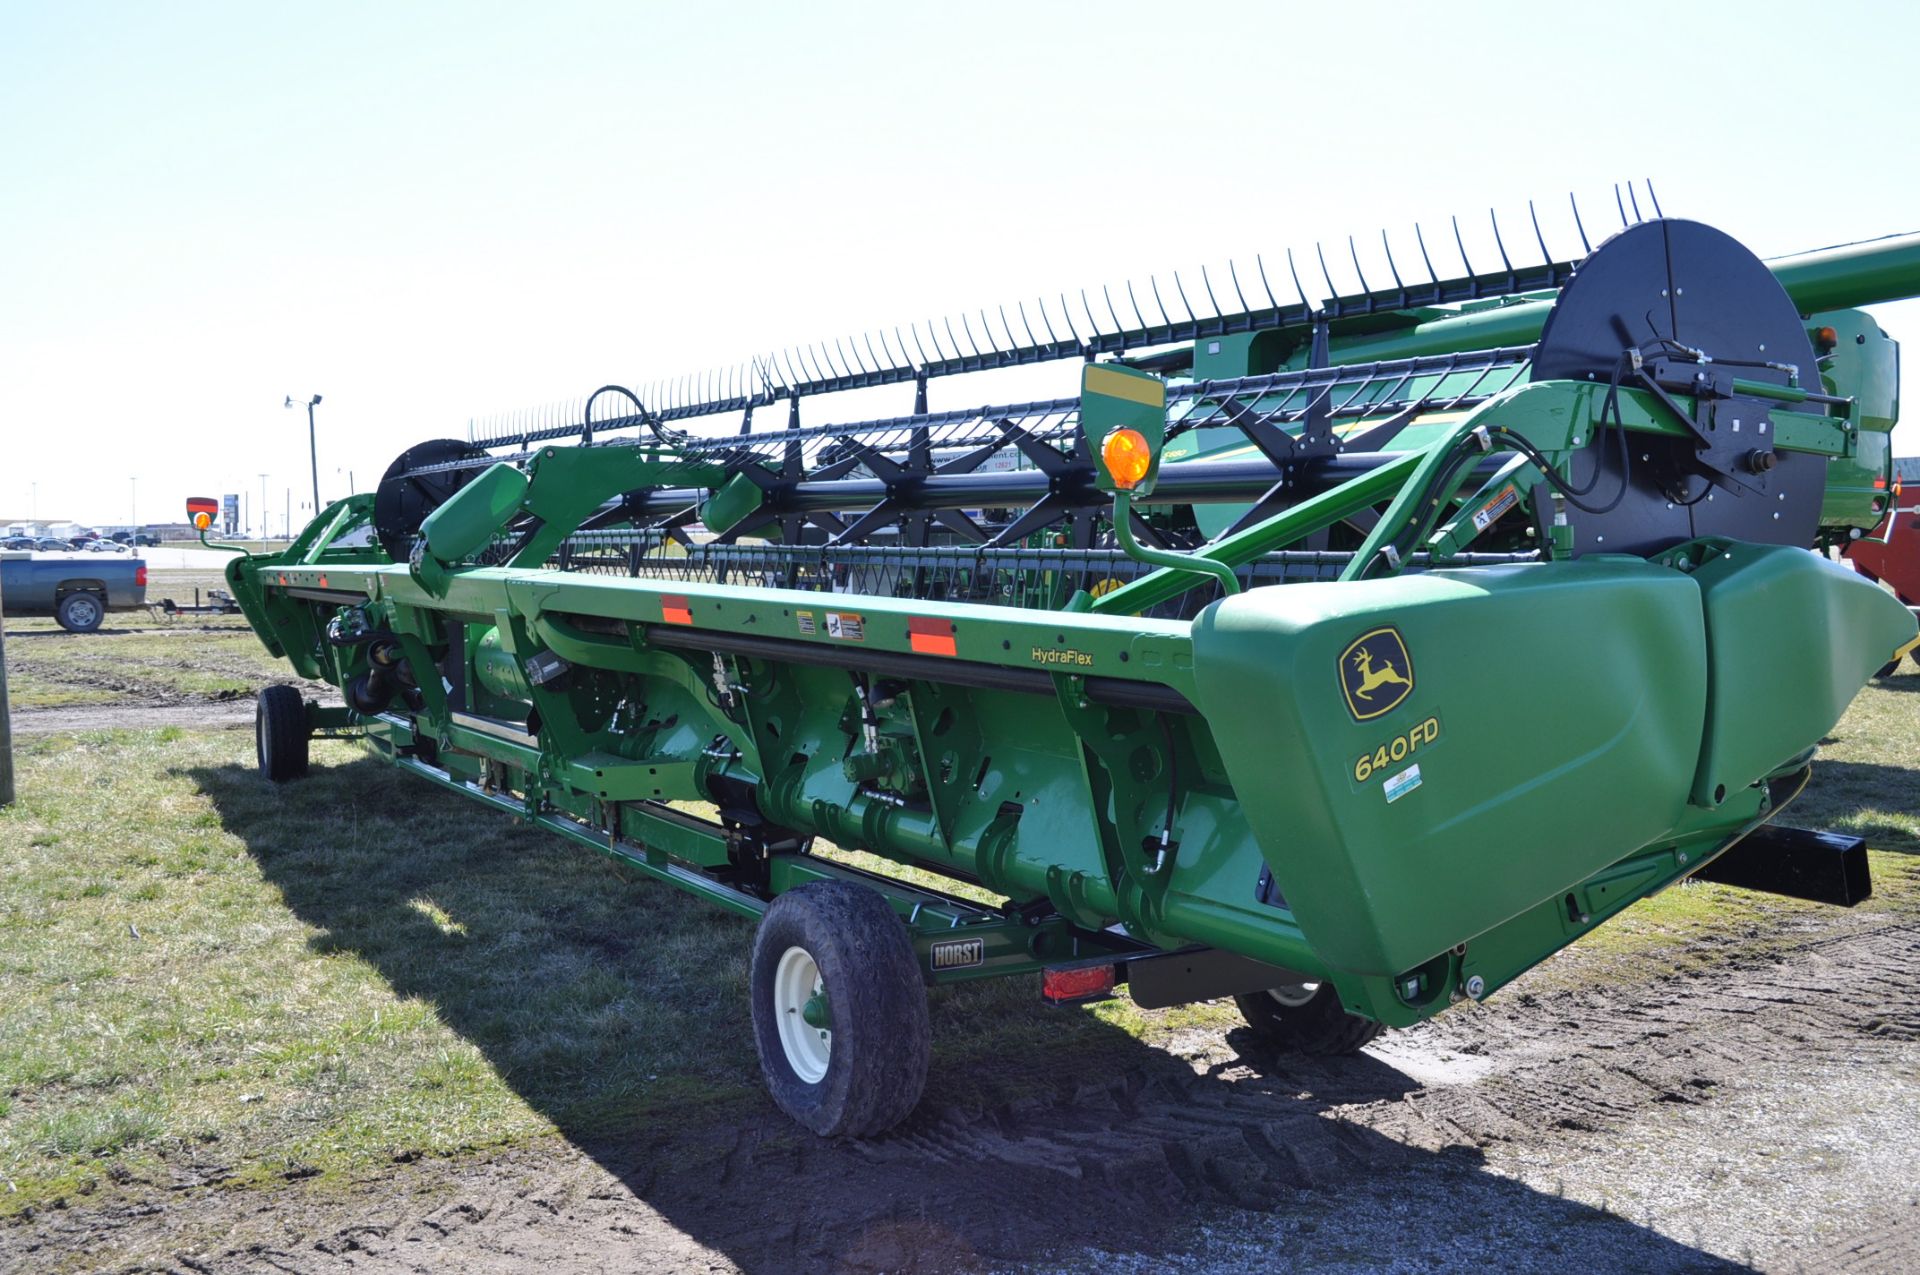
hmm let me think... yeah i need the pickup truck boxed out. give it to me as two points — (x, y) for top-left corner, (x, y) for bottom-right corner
(0, 551), (148, 632)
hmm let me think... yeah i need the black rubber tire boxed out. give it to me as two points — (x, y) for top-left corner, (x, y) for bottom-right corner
(1233, 982), (1384, 1055)
(55, 591), (105, 633)
(750, 881), (930, 1137)
(256, 685), (310, 782)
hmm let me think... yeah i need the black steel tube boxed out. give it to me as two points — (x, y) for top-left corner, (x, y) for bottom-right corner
(614, 451), (1477, 521)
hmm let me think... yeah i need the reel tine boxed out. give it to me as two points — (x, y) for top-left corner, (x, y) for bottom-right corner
(1124, 279), (1150, 331)
(1646, 178), (1664, 218)
(1489, 208), (1514, 275)
(1102, 283), (1125, 335)
(1148, 275), (1175, 327)
(778, 348), (803, 388)
(996, 305), (1020, 350)
(1285, 248), (1310, 308)
(836, 336), (864, 377)
(1225, 259), (1250, 313)
(1347, 236), (1372, 295)
(955, 313), (982, 359)
(1451, 214), (1477, 276)
(1569, 191), (1592, 254)
(863, 331), (886, 374)
(1414, 223), (1440, 285)
(801, 344), (830, 383)
(1172, 271), (1200, 323)
(930, 318), (956, 362)
(1627, 181), (1643, 223)
(1018, 300), (1043, 347)
(1528, 200), (1551, 264)
(1314, 242), (1339, 301)
(1057, 293), (1083, 345)
(1614, 182), (1630, 229)
(906, 322), (932, 367)
(1380, 230), (1405, 291)
(1253, 254), (1280, 310)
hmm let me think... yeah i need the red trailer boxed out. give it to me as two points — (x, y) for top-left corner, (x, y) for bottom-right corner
(1846, 481), (1920, 674)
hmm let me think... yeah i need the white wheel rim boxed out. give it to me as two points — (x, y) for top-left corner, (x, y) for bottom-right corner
(69, 597), (99, 626)
(1266, 981), (1320, 1009)
(773, 945), (831, 1084)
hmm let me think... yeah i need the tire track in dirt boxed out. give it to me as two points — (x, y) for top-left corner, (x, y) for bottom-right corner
(9, 917), (1917, 1273)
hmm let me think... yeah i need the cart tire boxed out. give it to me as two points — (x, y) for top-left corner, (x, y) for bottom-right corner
(55, 591), (105, 633)
(256, 685), (310, 782)
(750, 881), (929, 1137)
(1233, 981), (1383, 1055)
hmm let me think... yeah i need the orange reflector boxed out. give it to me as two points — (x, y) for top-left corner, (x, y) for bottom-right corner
(192, 511), (212, 530)
(318, 575), (329, 588)
(1101, 427), (1152, 490)
(661, 594), (693, 625)
(908, 616), (957, 656)
(1816, 325), (1838, 346)
(1042, 965), (1116, 1004)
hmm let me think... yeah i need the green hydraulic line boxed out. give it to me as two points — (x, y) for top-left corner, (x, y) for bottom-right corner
(1092, 451), (1423, 616)
(1111, 490), (1241, 598)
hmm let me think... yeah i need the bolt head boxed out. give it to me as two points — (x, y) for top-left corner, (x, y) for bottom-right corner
(1465, 975), (1487, 1000)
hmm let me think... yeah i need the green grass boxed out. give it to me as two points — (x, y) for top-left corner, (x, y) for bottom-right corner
(0, 729), (1151, 1214)
(0, 672), (1914, 1216)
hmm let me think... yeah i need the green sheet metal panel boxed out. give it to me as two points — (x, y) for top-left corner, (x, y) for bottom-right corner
(1190, 558), (1706, 978)
(1689, 543), (1918, 807)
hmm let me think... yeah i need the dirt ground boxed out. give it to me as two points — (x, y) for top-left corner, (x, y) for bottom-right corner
(3, 584), (1918, 1274)
(6, 896), (1915, 1274)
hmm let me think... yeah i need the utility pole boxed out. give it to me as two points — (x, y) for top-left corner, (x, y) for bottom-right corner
(285, 394), (322, 512)
(1, 567), (13, 808)
(129, 475), (138, 530)
(258, 473), (268, 538)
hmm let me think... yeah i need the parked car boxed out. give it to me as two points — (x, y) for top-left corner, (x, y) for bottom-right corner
(0, 552), (147, 631)
(0, 537), (34, 551)
(34, 537), (71, 552)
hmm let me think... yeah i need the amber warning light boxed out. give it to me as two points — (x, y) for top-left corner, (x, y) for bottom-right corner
(1102, 428), (1152, 490)
(186, 496), (218, 531)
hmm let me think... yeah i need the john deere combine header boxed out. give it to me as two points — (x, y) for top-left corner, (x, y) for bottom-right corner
(210, 190), (1920, 1136)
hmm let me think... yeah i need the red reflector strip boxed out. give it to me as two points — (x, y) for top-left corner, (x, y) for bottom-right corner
(661, 594), (693, 625)
(907, 615), (957, 656)
(278, 574), (288, 586)
(318, 574), (329, 588)
(1042, 965), (1115, 1004)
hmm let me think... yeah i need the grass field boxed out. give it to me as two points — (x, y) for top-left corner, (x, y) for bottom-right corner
(0, 667), (1915, 1221)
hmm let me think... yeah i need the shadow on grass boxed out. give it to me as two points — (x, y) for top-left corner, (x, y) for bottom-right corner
(1795, 760), (1920, 855)
(186, 754), (1746, 1273)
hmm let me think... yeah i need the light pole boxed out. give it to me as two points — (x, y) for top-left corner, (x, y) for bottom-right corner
(129, 476), (137, 530)
(285, 394), (322, 513)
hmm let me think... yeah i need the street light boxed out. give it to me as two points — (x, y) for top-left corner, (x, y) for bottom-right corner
(284, 394), (322, 513)
(129, 476), (137, 529)
(258, 473), (268, 539)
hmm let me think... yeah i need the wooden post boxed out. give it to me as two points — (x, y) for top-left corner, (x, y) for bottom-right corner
(0, 568), (13, 808)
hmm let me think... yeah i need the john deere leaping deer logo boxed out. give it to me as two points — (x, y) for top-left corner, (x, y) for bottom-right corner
(1339, 626), (1414, 721)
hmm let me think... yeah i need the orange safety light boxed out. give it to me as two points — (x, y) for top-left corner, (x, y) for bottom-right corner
(1815, 325), (1838, 348)
(1101, 427), (1153, 490)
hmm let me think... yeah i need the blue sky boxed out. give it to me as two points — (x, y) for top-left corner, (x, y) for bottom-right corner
(3, 1), (1917, 529)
